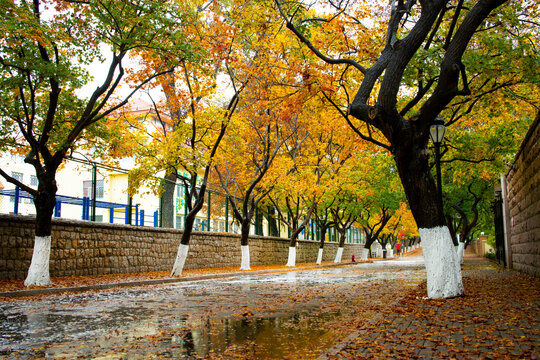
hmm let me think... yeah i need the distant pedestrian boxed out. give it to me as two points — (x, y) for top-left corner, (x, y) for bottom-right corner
(396, 243), (401, 255)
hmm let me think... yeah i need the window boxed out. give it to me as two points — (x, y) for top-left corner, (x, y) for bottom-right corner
(10, 172), (23, 203)
(10, 154), (24, 163)
(30, 175), (38, 187)
(11, 172), (23, 183)
(83, 180), (104, 199)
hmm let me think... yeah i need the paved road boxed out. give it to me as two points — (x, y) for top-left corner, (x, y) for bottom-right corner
(0, 256), (426, 359)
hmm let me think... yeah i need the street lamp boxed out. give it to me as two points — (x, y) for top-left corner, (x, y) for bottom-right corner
(430, 118), (447, 210)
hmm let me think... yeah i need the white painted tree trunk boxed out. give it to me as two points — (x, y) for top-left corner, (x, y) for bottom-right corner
(316, 248), (323, 265)
(361, 248), (369, 261)
(457, 242), (465, 264)
(389, 249), (394, 258)
(420, 226), (465, 299)
(334, 247), (344, 263)
(240, 245), (251, 270)
(24, 236), (52, 287)
(171, 244), (189, 276)
(286, 246), (296, 267)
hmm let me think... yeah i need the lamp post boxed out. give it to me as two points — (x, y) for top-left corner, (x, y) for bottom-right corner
(430, 118), (447, 211)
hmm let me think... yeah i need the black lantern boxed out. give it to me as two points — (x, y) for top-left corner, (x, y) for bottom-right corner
(430, 118), (446, 210)
(430, 118), (447, 144)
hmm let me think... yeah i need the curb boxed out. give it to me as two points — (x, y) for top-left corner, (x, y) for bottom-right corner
(0, 261), (368, 298)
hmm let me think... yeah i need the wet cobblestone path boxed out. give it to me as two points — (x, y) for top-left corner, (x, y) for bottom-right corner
(1, 257), (426, 359)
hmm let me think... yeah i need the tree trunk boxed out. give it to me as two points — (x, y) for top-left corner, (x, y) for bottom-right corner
(171, 208), (197, 276)
(240, 244), (251, 270)
(333, 247), (344, 263)
(286, 246), (296, 267)
(316, 247), (324, 265)
(286, 231), (300, 267)
(319, 227), (327, 248)
(24, 173), (57, 287)
(361, 248), (369, 261)
(239, 219), (251, 269)
(240, 220), (250, 246)
(289, 227), (303, 247)
(394, 142), (464, 298)
(161, 171), (176, 228)
(316, 228), (326, 264)
(457, 241), (465, 264)
(363, 236), (376, 251)
(333, 230), (346, 263)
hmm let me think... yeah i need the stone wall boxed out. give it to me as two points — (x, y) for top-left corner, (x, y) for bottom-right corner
(0, 214), (364, 280)
(505, 111), (540, 277)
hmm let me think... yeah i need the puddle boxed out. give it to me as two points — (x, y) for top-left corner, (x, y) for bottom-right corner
(0, 258), (427, 359)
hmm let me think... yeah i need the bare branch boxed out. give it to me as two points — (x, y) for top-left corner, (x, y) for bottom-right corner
(275, 0), (367, 74)
(440, 157), (494, 164)
(0, 168), (37, 195)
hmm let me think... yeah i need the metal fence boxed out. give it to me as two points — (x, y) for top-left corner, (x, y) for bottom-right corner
(0, 157), (365, 244)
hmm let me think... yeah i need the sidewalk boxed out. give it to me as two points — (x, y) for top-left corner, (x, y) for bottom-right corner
(318, 254), (540, 360)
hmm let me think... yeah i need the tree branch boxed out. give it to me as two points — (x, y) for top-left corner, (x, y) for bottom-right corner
(322, 92), (391, 150)
(274, 0), (367, 74)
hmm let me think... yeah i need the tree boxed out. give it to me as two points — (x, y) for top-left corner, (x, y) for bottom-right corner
(313, 199), (336, 264)
(269, 108), (354, 266)
(276, 0), (539, 298)
(268, 120), (317, 267)
(215, 113), (287, 270)
(127, 66), (243, 276)
(439, 90), (538, 262)
(331, 200), (358, 263)
(115, 0), (268, 276)
(309, 112), (360, 264)
(361, 205), (393, 258)
(0, 0), (192, 286)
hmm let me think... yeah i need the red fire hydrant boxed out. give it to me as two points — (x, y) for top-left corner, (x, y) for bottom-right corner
(351, 254), (355, 262)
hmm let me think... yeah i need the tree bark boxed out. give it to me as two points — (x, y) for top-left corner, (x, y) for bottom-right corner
(289, 226), (303, 247)
(316, 247), (324, 265)
(393, 140), (463, 298)
(240, 244), (251, 270)
(319, 227), (328, 249)
(240, 220), (250, 246)
(25, 171), (58, 286)
(171, 188), (205, 276)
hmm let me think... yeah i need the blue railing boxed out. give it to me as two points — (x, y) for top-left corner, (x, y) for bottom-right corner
(0, 187), (155, 226)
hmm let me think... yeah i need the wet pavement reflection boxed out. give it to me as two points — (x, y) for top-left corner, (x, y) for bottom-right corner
(0, 256), (426, 359)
